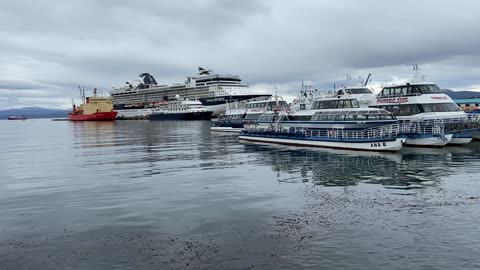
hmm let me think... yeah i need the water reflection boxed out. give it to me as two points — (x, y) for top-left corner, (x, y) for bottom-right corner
(243, 142), (478, 189)
(70, 120), (480, 190)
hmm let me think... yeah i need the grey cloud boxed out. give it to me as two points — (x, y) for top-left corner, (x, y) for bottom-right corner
(1, 0), (480, 108)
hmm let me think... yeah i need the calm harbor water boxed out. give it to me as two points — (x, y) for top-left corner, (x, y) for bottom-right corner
(1, 119), (480, 269)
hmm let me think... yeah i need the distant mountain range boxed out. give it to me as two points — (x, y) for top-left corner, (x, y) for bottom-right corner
(444, 89), (480, 99)
(0, 106), (69, 119)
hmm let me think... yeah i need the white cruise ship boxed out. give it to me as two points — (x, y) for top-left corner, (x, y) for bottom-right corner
(110, 67), (271, 117)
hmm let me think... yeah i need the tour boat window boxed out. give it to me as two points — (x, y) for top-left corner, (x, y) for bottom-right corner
(318, 115), (329, 121)
(421, 103), (461, 112)
(356, 115), (367, 121)
(347, 88), (372, 94)
(341, 99), (351, 108)
(381, 89), (389, 96)
(352, 99), (359, 108)
(324, 115), (334, 121)
(333, 115), (343, 121)
(245, 114), (261, 120)
(416, 84), (444, 94)
(344, 115), (355, 121)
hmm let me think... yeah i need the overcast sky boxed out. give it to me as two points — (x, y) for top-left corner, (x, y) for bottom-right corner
(1, 0), (480, 109)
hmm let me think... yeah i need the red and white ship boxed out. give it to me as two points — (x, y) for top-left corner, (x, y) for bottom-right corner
(69, 88), (117, 121)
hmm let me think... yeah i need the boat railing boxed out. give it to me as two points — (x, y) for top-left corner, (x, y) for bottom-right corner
(398, 120), (445, 136)
(402, 118), (480, 133)
(243, 124), (400, 140)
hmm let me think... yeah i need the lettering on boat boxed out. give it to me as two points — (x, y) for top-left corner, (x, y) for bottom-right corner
(376, 97), (409, 103)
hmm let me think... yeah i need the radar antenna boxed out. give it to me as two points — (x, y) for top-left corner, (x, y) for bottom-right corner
(413, 64), (427, 82)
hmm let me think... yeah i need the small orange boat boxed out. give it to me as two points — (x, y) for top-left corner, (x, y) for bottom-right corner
(69, 88), (117, 121)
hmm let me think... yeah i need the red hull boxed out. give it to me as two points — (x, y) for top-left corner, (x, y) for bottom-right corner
(69, 111), (117, 121)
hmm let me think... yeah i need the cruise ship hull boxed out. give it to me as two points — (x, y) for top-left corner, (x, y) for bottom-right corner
(149, 111), (213, 121)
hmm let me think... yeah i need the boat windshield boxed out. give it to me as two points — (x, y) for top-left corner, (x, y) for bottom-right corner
(379, 84), (444, 98)
(373, 103), (461, 116)
(310, 110), (396, 121)
(416, 84), (444, 94)
(346, 88), (372, 94)
(421, 103), (461, 112)
(312, 99), (359, 110)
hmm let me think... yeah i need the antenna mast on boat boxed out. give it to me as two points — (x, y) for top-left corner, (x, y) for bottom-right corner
(412, 64), (426, 82)
(364, 74), (372, 86)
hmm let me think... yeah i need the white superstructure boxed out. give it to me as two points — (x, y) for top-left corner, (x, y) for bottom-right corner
(110, 67), (271, 116)
(369, 81), (470, 145)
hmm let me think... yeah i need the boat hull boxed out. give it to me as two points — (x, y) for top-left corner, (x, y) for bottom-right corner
(239, 134), (403, 152)
(149, 111), (213, 121)
(69, 111), (118, 121)
(400, 134), (453, 147)
(449, 134), (473, 145)
(201, 95), (271, 115)
(7, 117), (27, 120)
(210, 127), (243, 133)
(115, 108), (154, 120)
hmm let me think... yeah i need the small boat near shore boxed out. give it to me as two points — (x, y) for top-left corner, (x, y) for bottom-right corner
(7, 116), (27, 120)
